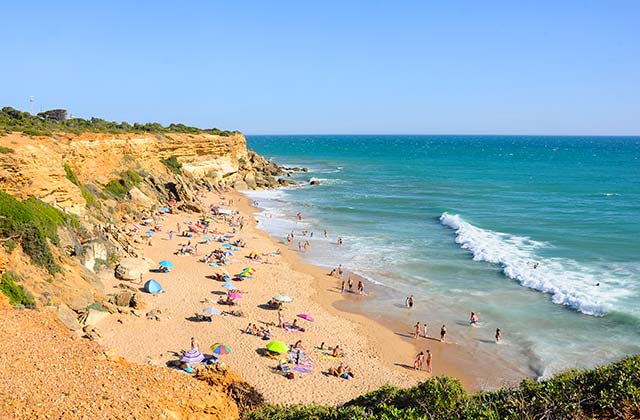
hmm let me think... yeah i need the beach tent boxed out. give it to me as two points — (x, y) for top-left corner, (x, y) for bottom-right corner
(144, 279), (163, 294)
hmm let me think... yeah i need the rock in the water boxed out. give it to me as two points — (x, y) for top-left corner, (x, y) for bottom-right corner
(114, 257), (152, 281)
(278, 178), (297, 186)
(309, 179), (321, 185)
(56, 304), (81, 331)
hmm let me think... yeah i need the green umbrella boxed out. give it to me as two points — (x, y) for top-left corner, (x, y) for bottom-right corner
(273, 295), (293, 303)
(265, 340), (289, 354)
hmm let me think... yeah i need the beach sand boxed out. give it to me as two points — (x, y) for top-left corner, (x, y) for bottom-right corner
(98, 190), (488, 405)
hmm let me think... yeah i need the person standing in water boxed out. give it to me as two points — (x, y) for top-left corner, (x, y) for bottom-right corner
(348, 277), (353, 292)
(495, 328), (501, 343)
(440, 325), (447, 342)
(338, 237), (343, 246)
(470, 312), (479, 326)
(405, 295), (414, 309)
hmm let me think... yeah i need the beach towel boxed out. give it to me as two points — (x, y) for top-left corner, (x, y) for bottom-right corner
(322, 355), (340, 360)
(293, 366), (313, 374)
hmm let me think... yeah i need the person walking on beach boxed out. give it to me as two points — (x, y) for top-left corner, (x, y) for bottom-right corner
(413, 351), (424, 370)
(341, 280), (346, 294)
(324, 229), (328, 238)
(423, 322), (428, 338)
(425, 349), (432, 373)
(414, 322), (421, 339)
(440, 325), (447, 342)
(348, 277), (353, 292)
(168, 230), (174, 240)
(277, 309), (285, 328)
(357, 280), (364, 295)
(495, 328), (501, 343)
(406, 295), (414, 309)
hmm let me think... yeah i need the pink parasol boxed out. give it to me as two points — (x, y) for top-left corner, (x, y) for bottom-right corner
(228, 292), (242, 299)
(297, 313), (314, 322)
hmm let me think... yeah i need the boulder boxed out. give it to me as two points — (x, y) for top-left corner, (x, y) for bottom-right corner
(130, 293), (147, 310)
(309, 179), (321, 185)
(113, 290), (133, 307)
(243, 172), (257, 189)
(66, 290), (95, 313)
(82, 241), (109, 272)
(129, 186), (155, 207)
(115, 257), (152, 281)
(233, 180), (249, 191)
(80, 308), (110, 327)
(56, 304), (81, 331)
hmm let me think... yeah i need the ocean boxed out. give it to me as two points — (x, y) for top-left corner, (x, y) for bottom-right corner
(244, 135), (640, 381)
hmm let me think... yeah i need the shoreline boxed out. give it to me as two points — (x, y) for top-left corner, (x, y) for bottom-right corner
(240, 191), (531, 392)
(97, 188), (522, 406)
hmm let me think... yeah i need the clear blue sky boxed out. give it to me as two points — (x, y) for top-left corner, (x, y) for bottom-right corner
(1, 1), (638, 135)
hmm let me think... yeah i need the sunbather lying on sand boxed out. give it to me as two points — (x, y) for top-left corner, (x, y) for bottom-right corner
(328, 362), (353, 378)
(222, 309), (245, 317)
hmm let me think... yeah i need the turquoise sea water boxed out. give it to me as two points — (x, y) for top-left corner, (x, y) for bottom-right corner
(245, 135), (640, 380)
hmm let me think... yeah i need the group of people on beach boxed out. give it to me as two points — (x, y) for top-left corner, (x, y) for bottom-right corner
(406, 296), (503, 372)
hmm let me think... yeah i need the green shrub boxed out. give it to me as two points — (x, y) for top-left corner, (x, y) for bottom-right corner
(0, 192), (78, 274)
(64, 163), (80, 186)
(248, 355), (640, 420)
(0, 271), (35, 308)
(0, 106), (239, 137)
(0, 146), (14, 154)
(104, 179), (129, 199)
(161, 156), (182, 175)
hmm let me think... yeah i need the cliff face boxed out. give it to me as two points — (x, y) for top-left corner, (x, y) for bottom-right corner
(0, 131), (253, 215)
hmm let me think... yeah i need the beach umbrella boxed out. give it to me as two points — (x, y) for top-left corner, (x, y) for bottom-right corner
(203, 236), (212, 242)
(143, 279), (163, 294)
(202, 307), (221, 315)
(161, 207), (169, 212)
(228, 292), (242, 299)
(210, 343), (231, 355)
(158, 260), (174, 268)
(273, 295), (293, 303)
(266, 340), (289, 354)
(223, 251), (233, 256)
(221, 283), (236, 290)
(168, 199), (177, 206)
(297, 313), (314, 322)
(181, 348), (204, 364)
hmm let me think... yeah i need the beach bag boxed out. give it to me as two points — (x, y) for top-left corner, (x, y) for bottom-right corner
(286, 372), (295, 380)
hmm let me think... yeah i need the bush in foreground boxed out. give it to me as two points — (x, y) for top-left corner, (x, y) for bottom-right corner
(247, 355), (640, 420)
(0, 271), (35, 308)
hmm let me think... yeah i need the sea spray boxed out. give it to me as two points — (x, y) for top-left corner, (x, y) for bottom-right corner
(439, 212), (633, 316)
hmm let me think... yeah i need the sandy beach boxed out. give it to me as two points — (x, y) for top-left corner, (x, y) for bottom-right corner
(99, 190), (485, 405)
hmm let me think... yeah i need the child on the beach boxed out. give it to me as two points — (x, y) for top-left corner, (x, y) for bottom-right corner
(413, 351), (424, 370)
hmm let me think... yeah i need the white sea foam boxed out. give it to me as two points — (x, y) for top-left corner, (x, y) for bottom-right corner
(439, 212), (634, 316)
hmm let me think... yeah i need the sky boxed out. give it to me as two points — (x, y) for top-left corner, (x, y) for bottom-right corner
(1, 1), (639, 135)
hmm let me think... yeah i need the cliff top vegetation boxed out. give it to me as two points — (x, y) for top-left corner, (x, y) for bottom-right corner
(0, 106), (238, 137)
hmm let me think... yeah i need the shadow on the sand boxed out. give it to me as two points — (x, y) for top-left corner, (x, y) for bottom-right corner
(394, 363), (415, 371)
(395, 332), (415, 339)
(476, 338), (496, 344)
(210, 291), (227, 296)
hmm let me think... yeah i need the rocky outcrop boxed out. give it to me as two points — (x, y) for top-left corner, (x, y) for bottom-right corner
(115, 257), (153, 281)
(0, 131), (280, 217)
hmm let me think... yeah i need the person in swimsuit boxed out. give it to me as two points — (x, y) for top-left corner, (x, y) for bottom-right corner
(406, 295), (414, 309)
(414, 322), (421, 339)
(495, 328), (501, 343)
(413, 351), (424, 370)
(425, 349), (432, 373)
(423, 322), (428, 338)
(440, 325), (447, 342)
(470, 312), (479, 326)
